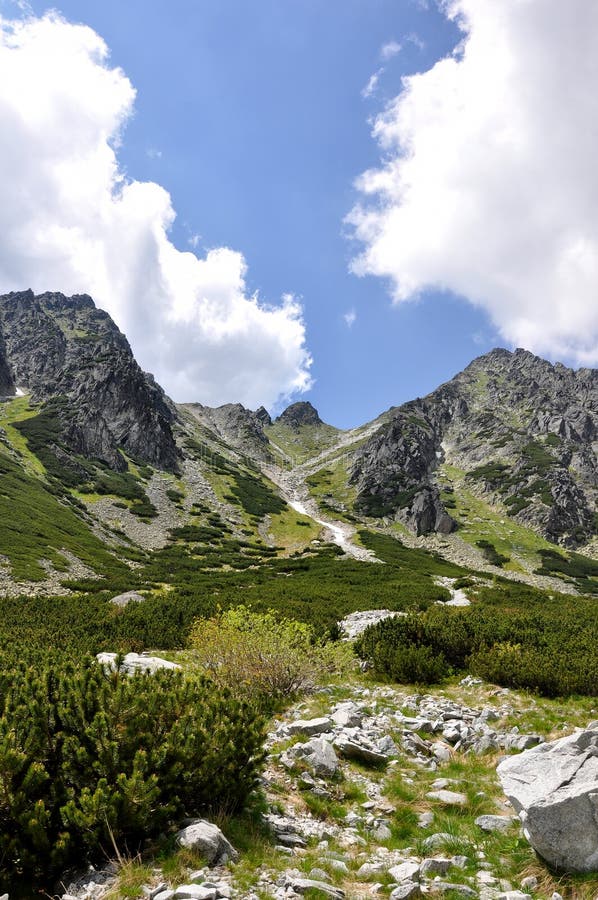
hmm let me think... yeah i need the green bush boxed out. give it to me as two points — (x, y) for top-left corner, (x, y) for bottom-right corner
(0, 660), (265, 885)
(476, 539), (509, 567)
(189, 605), (354, 710)
(385, 644), (449, 685)
(354, 590), (598, 698)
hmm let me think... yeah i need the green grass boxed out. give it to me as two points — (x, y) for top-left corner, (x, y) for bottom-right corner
(0, 447), (130, 582)
(437, 463), (557, 570)
(265, 421), (341, 465)
(0, 396), (45, 474)
(266, 505), (322, 551)
(305, 458), (358, 521)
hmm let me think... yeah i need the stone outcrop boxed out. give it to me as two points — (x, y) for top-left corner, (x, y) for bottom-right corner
(183, 401), (272, 461)
(0, 290), (179, 471)
(276, 401), (322, 429)
(497, 726), (598, 872)
(0, 330), (14, 397)
(96, 652), (181, 675)
(349, 348), (598, 545)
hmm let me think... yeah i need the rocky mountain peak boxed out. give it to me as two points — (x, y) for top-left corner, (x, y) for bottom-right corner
(0, 290), (179, 472)
(276, 401), (322, 429)
(349, 347), (598, 546)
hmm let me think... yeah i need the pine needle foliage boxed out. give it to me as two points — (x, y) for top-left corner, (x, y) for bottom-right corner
(0, 660), (265, 886)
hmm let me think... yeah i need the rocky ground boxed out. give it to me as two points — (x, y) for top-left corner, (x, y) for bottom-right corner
(58, 672), (598, 900)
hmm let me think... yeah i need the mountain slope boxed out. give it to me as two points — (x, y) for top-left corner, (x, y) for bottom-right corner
(0, 289), (595, 600)
(0, 290), (178, 471)
(347, 348), (597, 547)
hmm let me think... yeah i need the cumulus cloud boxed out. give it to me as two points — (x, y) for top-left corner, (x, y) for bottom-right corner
(0, 12), (312, 407)
(343, 309), (357, 328)
(349, 0), (598, 366)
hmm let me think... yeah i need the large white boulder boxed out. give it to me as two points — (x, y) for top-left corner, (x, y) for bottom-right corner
(497, 727), (598, 872)
(96, 652), (181, 674)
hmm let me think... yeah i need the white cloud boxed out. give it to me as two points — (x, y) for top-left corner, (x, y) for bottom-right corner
(361, 69), (382, 99)
(0, 12), (312, 408)
(146, 147), (162, 159)
(405, 32), (425, 51)
(380, 40), (402, 60)
(349, 0), (598, 366)
(343, 309), (357, 328)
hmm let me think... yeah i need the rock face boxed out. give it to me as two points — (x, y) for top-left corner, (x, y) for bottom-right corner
(0, 330), (14, 397)
(276, 401), (322, 429)
(0, 290), (178, 471)
(183, 401), (272, 461)
(497, 727), (598, 872)
(349, 348), (598, 545)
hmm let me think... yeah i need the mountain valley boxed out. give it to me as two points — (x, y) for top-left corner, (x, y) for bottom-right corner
(0, 291), (598, 898)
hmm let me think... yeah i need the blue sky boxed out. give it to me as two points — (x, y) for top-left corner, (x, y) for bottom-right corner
(2, 1), (596, 426)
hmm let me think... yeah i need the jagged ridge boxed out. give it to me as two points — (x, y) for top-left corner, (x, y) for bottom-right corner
(349, 348), (598, 546)
(0, 291), (179, 471)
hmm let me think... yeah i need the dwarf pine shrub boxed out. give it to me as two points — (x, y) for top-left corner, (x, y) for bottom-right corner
(0, 660), (265, 885)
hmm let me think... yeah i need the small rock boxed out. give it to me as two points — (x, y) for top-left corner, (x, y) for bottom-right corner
(287, 717), (332, 736)
(308, 869), (331, 882)
(388, 861), (420, 883)
(357, 861), (387, 879)
(430, 884), (477, 898)
(286, 877), (344, 898)
(334, 735), (388, 766)
(420, 858), (452, 877)
(520, 876), (538, 891)
(331, 702), (364, 728)
(426, 790), (467, 806)
(475, 815), (514, 833)
(373, 823), (392, 841)
(389, 884), (421, 900)
(497, 893), (531, 900)
(176, 820), (238, 865)
(423, 833), (454, 852)
(174, 887), (217, 900)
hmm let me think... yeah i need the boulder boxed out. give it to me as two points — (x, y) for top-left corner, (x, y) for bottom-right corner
(497, 727), (598, 872)
(333, 735), (388, 767)
(176, 820), (238, 866)
(109, 590), (145, 607)
(96, 652), (181, 675)
(286, 717), (332, 736)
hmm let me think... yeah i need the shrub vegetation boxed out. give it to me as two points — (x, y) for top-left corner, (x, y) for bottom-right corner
(0, 660), (265, 887)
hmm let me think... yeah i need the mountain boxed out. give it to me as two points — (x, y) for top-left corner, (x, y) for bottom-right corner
(0, 290), (595, 601)
(348, 348), (597, 546)
(0, 290), (178, 471)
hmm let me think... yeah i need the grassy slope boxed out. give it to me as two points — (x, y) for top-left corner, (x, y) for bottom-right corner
(438, 463), (562, 571)
(265, 421), (341, 464)
(0, 445), (129, 582)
